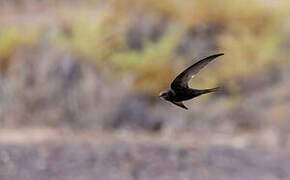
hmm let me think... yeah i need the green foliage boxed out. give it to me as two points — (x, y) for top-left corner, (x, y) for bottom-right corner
(211, 1), (288, 88)
(52, 14), (127, 63)
(111, 28), (182, 70)
(175, 0), (289, 90)
(218, 30), (283, 78)
(111, 28), (183, 93)
(0, 27), (39, 71)
(110, 0), (180, 19)
(9, 0), (288, 94)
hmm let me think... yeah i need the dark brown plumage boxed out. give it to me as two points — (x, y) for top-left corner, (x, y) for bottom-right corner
(159, 53), (224, 110)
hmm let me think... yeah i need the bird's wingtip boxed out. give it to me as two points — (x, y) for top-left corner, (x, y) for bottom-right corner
(207, 53), (224, 59)
(215, 53), (224, 56)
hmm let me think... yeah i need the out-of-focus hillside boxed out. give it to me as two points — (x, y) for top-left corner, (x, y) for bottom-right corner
(1, 0), (290, 134)
(1, 1), (290, 179)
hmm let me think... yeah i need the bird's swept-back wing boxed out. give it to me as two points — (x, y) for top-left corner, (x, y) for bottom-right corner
(171, 53), (224, 91)
(171, 101), (188, 110)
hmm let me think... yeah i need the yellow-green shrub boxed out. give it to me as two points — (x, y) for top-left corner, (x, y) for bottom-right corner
(111, 28), (183, 93)
(0, 27), (39, 71)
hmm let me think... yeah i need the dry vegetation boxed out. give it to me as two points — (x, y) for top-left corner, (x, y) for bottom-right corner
(1, 0), (290, 92)
(0, 0), (290, 144)
(1, 1), (290, 179)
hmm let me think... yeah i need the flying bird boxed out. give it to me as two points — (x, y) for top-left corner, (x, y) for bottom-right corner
(159, 53), (224, 110)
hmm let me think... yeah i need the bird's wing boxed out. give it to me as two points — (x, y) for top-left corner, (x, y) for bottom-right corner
(171, 53), (224, 91)
(171, 101), (188, 110)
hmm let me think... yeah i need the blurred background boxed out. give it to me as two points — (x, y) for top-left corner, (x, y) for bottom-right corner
(0, 0), (290, 179)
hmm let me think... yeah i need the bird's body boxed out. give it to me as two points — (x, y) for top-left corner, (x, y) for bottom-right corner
(159, 53), (224, 110)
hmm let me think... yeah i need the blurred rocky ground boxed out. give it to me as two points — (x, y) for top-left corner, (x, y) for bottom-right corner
(0, 37), (290, 146)
(0, 0), (290, 179)
(1, 137), (290, 180)
(0, 34), (289, 180)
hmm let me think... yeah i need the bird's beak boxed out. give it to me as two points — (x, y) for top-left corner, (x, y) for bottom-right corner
(159, 93), (165, 100)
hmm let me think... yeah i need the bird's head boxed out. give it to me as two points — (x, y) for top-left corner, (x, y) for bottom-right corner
(159, 90), (171, 101)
